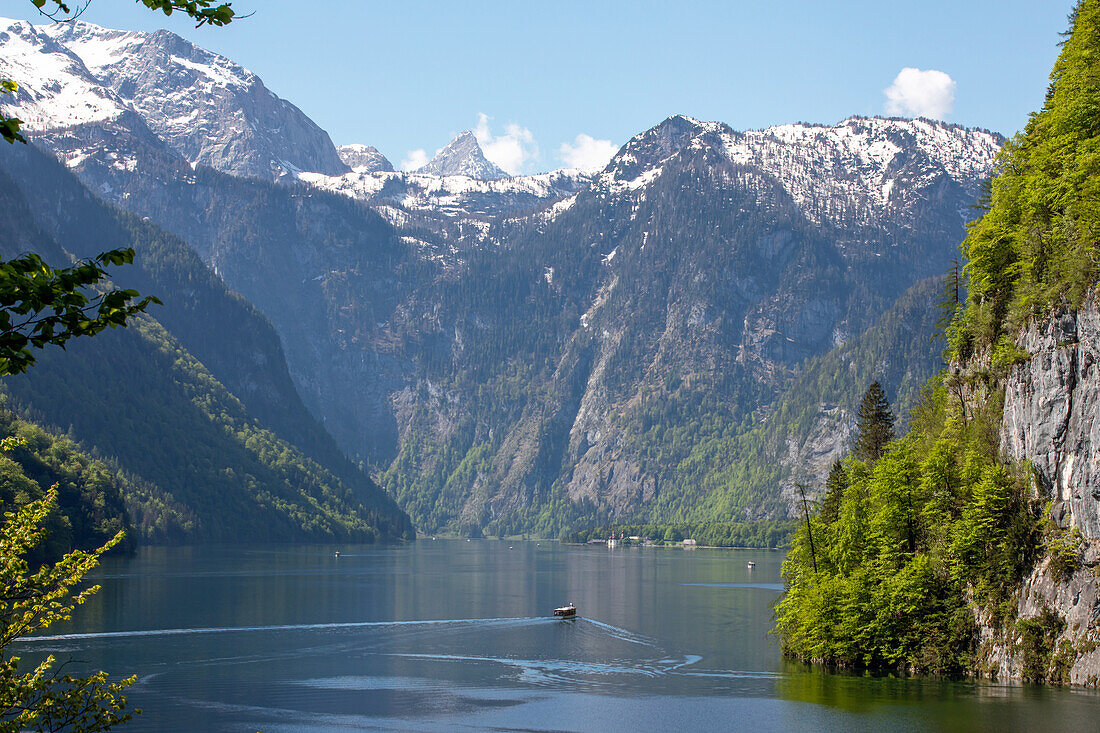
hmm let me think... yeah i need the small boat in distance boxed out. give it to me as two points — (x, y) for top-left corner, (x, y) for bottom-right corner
(554, 602), (577, 619)
(334, 550), (340, 558)
(747, 561), (755, 569)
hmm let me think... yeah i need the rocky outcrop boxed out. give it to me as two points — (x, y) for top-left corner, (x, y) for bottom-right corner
(337, 144), (394, 172)
(978, 552), (1100, 686)
(1001, 298), (1100, 538)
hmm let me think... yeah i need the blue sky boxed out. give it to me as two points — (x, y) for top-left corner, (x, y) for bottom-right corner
(1, 0), (1078, 173)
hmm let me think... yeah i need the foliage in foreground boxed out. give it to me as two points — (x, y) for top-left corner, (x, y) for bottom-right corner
(0, 484), (136, 731)
(775, 385), (1044, 673)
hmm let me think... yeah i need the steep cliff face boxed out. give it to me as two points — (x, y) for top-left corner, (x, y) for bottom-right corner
(1001, 300), (1100, 538)
(974, 296), (1100, 685)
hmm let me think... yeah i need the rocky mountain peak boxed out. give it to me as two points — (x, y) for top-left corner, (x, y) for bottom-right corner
(598, 113), (725, 190)
(27, 19), (349, 180)
(416, 130), (508, 179)
(336, 144), (394, 173)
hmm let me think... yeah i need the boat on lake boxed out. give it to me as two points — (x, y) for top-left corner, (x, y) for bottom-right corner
(553, 602), (577, 619)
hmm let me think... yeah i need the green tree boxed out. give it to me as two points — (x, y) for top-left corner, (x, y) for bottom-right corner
(956, 0), (1100, 352)
(0, 483), (136, 731)
(933, 258), (963, 341)
(853, 381), (895, 463)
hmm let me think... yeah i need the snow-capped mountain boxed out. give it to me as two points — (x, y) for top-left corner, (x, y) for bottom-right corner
(302, 129), (591, 219)
(298, 167), (592, 219)
(594, 114), (1001, 229)
(416, 130), (508, 179)
(1, 17), (348, 180)
(0, 19), (583, 219)
(0, 19), (127, 131)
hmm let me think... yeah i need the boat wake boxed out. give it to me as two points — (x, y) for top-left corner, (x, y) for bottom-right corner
(22, 614), (782, 695)
(20, 616), (540, 643)
(581, 618), (659, 647)
(381, 650), (780, 690)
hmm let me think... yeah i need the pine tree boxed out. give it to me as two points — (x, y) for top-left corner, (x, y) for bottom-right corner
(819, 459), (847, 524)
(854, 381), (895, 463)
(933, 258), (963, 341)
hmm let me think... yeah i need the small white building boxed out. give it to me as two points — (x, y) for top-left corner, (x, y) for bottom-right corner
(683, 538), (697, 546)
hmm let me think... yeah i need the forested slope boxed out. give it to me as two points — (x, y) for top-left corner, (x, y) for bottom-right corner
(0, 145), (414, 545)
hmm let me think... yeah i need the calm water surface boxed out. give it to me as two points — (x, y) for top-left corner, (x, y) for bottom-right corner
(16, 540), (1100, 731)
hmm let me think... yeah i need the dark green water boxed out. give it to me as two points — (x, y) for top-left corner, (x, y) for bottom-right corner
(15, 540), (1100, 731)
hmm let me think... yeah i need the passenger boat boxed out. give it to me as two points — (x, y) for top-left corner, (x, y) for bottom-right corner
(553, 602), (577, 619)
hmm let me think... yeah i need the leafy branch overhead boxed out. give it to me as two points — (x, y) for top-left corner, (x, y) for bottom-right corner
(30, 0), (234, 26)
(0, 82), (25, 145)
(0, 249), (161, 377)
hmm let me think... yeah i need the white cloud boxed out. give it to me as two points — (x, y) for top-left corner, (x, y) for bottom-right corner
(474, 113), (539, 174)
(884, 68), (956, 120)
(559, 133), (618, 171)
(401, 148), (429, 171)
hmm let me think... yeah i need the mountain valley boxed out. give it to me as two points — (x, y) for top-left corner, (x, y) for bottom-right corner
(0, 16), (1003, 539)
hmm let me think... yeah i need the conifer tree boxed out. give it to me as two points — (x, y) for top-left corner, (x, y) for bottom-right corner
(818, 459), (847, 524)
(853, 381), (894, 463)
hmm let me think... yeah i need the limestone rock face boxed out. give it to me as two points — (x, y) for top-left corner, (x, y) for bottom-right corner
(1001, 298), (1100, 538)
(976, 297), (1100, 686)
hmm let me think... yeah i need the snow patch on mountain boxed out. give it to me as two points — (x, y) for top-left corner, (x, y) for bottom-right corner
(0, 19), (127, 131)
(299, 167), (593, 218)
(721, 117), (1000, 225)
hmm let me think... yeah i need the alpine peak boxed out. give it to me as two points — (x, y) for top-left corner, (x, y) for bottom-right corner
(416, 130), (509, 180)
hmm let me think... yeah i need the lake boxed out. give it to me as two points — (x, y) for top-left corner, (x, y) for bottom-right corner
(15, 539), (1100, 731)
